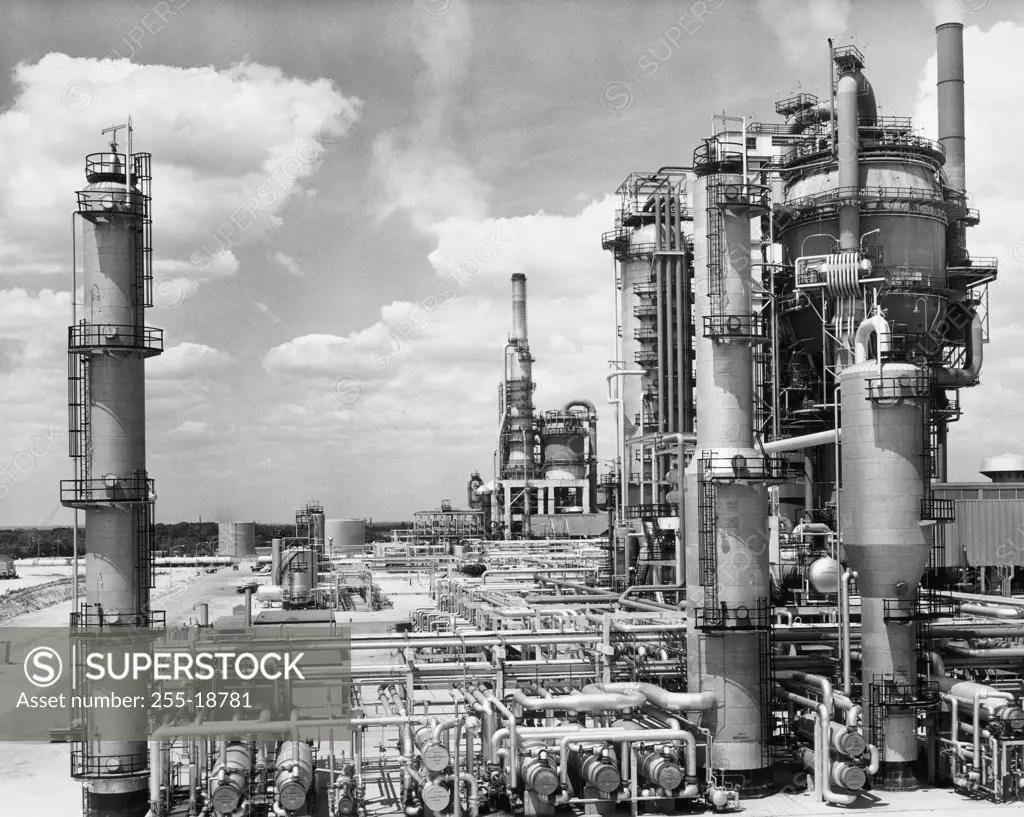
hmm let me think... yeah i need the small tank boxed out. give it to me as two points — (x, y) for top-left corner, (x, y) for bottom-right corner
(281, 548), (316, 609)
(808, 557), (841, 594)
(275, 740), (314, 811)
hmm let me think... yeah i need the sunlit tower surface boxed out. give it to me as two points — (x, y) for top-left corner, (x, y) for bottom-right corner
(62, 119), (163, 817)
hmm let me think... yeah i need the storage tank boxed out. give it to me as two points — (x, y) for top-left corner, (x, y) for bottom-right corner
(325, 518), (365, 556)
(218, 521), (256, 557)
(541, 411), (586, 479)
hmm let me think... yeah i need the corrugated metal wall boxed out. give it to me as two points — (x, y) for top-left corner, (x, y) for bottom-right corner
(939, 500), (1024, 566)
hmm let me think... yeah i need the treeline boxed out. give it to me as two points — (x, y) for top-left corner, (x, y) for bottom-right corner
(0, 520), (413, 558)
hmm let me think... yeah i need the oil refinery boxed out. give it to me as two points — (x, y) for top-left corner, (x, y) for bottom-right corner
(5, 15), (1024, 817)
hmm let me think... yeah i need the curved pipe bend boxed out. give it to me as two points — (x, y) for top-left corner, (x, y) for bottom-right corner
(933, 313), (983, 387)
(854, 314), (891, 363)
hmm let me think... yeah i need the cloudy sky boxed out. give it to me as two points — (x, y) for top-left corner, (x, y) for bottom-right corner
(0, 0), (1021, 525)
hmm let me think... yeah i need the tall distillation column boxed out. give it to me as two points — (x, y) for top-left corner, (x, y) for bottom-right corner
(685, 142), (775, 795)
(62, 122), (163, 817)
(840, 318), (930, 791)
(500, 273), (537, 530)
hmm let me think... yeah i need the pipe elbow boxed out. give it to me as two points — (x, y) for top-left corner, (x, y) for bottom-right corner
(866, 743), (880, 776)
(856, 72), (877, 122)
(854, 314), (890, 363)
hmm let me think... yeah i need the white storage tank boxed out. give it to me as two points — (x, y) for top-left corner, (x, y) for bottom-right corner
(218, 521), (256, 557)
(325, 518), (365, 556)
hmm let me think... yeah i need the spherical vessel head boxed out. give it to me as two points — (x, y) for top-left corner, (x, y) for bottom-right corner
(808, 557), (841, 594)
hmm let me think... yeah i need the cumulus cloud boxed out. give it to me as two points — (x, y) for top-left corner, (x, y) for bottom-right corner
(262, 3), (621, 506)
(171, 421), (209, 436)
(0, 54), (361, 294)
(261, 195), (619, 488)
(149, 342), (233, 379)
(271, 252), (307, 278)
(370, 3), (487, 233)
(756, 0), (852, 65)
(254, 302), (282, 324)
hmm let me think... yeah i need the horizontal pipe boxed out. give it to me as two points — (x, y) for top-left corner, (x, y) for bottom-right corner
(761, 429), (841, 453)
(582, 682), (716, 712)
(959, 602), (1023, 620)
(513, 689), (645, 712)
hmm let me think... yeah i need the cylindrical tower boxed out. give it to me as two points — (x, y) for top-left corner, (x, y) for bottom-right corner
(503, 273), (536, 476)
(311, 511), (325, 546)
(840, 320), (931, 789)
(936, 23), (966, 199)
(62, 124), (162, 816)
(684, 146), (775, 795)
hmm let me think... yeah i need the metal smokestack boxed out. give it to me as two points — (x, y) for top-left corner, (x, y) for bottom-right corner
(937, 22), (966, 193)
(511, 272), (528, 342)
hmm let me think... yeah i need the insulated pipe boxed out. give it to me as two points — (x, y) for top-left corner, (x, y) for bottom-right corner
(832, 693), (862, 729)
(958, 602), (1022, 619)
(816, 703), (858, 805)
(933, 314), (983, 387)
(944, 643), (1024, 659)
(483, 691), (519, 789)
(512, 689), (645, 713)
(853, 314), (891, 364)
(582, 682), (716, 713)
(656, 194), (667, 438)
(840, 569), (856, 696)
(761, 429), (841, 453)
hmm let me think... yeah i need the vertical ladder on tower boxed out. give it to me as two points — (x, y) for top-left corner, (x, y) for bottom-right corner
(698, 472), (719, 609)
(67, 352), (91, 488)
(133, 153), (153, 309)
(136, 492), (156, 604)
(705, 186), (725, 321)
